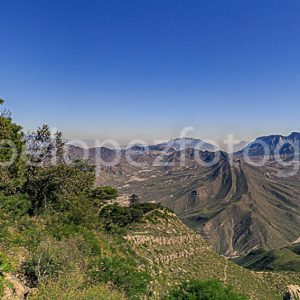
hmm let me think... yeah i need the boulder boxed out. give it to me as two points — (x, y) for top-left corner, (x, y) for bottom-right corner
(284, 285), (300, 300)
(2, 272), (29, 300)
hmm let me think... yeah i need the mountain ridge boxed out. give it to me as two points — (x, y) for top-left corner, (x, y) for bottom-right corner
(66, 132), (300, 257)
(67, 132), (300, 158)
(235, 132), (300, 157)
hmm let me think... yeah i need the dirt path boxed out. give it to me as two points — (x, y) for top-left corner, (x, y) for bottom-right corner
(223, 259), (228, 285)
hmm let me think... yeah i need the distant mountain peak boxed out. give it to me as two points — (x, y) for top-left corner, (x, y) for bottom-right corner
(236, 132), (300, 157)
(159, 137), (218, 152)
(288, 132), (300, 139)
(171, 137), (202, 141)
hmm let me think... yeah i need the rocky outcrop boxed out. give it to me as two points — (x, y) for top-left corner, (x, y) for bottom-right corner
(126, 233), (211, 265)
(2, 272), (29, 300)
(284, 285), (300, 300)
(125, 233), (202, 246)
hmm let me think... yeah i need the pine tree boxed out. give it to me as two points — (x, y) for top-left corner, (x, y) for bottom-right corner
(0, 100), (26, 194)
(129, 194), (140, 206)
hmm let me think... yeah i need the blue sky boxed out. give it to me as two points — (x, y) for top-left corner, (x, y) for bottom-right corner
(1, 0), (300, 144)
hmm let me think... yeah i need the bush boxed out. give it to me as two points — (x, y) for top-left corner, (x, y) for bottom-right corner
(0, 253), (13, 297)
(29, 275), (126, 300)
(133, 202), (162, 214)
(0, 193), (31, 217)
(22, 243), (63, 287)
(99, 204), (143, 232)
(89, 256), (151, 298)
(99, 203), (161, 233)
(165, 280), (249, 300)
(26, 163), (95, 215)
(90, 186), (118, 202)
(57, 196), (99, 228)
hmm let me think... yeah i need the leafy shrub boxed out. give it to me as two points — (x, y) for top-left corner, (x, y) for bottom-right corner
(99, 204), (143, 232)
(90, 186), (118, 201)
(78, 228), (102, 256)
(89, 256), (151, 298)
(22, 243), (63, 287)
(30, 275), (126, 300)
(26, 163), (95, 215)
(165, 280), (249, 300)
(0, 211), (13, 248)
(133, 202), (162, 214)
(99, 203), (161, 232)
(56, 196), (99, 228)
(0, 253), (13, 297)
(0, 193), (31, 217)
(13, 217), (44, 250)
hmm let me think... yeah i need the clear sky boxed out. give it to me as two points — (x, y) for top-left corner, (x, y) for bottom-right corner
(1, 0), (300, 145)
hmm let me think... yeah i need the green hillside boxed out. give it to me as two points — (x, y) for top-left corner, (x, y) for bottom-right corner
(235, 244), (300, 272)
(124, 208), (300, 299)
(1, 202), (300, 299)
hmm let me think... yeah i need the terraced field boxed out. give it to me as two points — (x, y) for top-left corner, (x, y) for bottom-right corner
(126, 208), (300, 299)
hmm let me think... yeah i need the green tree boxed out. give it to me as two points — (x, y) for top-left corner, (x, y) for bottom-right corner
(26, 124), (65, 167)
(90, 186), (118, 201)
(26, 161), (95, 214)
(54, 131), (65, 164)
(165, 280), (249, 300)
(99, 204), (146, 232)
(24, 123), (94, 214)
(0, 100), (25, 194)
(129, 194), (140, 206)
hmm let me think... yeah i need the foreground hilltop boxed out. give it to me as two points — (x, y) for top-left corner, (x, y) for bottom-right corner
(124, 206), (300, 299)
(1, 202), (299, 299)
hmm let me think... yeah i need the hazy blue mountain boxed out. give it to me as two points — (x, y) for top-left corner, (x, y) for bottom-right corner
(235, 132), (300, 157)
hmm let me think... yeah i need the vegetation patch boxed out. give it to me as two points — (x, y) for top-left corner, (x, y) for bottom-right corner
(89, 256), (152, 299)
(165, 280), (249, 300)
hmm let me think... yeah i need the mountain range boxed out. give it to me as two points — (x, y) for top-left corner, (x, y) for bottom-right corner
(67, 132), (300, 257)
(124, 137), (218, 152)
(235, 132), (300, 157)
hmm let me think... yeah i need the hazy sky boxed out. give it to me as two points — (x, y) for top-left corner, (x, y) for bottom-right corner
(1, 0), (300, 145)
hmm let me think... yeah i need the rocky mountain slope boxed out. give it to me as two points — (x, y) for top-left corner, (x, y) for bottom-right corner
(97, 155), (300, 256)
(67, 134), (300, 257)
